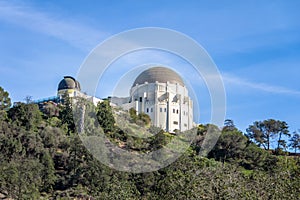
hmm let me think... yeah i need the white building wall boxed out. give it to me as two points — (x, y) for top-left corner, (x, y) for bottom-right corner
(128, 81), (193, 133)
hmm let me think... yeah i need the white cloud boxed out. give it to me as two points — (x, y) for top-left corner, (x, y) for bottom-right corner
(223, 73), (300, 96)
(0, 1), (107, 50)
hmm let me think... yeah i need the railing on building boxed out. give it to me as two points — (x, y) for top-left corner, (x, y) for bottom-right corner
(33, 96), (59, 104)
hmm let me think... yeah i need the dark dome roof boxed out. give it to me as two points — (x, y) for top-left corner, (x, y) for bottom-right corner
(58, 76), (81, 91)
(133, 67), (184, 87)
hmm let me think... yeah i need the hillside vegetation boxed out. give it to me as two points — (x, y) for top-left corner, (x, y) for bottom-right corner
(0, 86), (299, 199)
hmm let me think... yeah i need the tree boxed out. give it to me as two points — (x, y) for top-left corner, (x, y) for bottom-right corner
(129, 108), (151, 127)
(0, 86), (11, 110)
(24, 95), (33, 104)
(96, 100), (115, 133)
(8, 102), (42, 131)
(42, 102), (60, 117)
(289, 131), (300, 153)
(208, 129), (248, 162)
(59, 94), (75, 134)
(246, 119), (289, 150)
(138, 112), (151, 126)
(129, 108), (138, 122)
(0, 86), (11, 120)
(275, 121), (290, 150)
(223, 119), (236, 132)
(40, 151), (56, 192)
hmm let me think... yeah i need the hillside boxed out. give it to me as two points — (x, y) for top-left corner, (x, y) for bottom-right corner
(0, 87), (299, 199)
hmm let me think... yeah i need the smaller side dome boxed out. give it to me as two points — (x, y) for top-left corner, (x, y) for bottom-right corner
(58, 76), (81, 91)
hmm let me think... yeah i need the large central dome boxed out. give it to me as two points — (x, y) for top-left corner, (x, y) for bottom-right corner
(132, 67), (184, 87)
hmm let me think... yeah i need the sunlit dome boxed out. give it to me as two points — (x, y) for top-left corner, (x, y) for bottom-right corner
(132, 67), (184, 87)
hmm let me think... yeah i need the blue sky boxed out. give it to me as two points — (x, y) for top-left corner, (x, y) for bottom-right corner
(0, 0), (300, 138)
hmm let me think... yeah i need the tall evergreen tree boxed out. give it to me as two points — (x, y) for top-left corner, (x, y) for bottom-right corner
(0, 86), (11, 110)
(96, 100), (115, 133)
(59, 94), (75, 134)
(0, 86), (11, 120)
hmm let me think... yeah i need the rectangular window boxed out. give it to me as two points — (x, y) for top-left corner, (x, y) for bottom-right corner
(176, 109), (179, 114)
(146, 108), (149, 113)
(164, 108), (167, 112)
(160, 108), (162, 112)
(173, 109), (175, 113)
(159, 85), (165, 92)
(173, 121), (178, 125)
(139, 97), (142, 102)
(184, 123), (187, 127)
(151, 108), (153, 112)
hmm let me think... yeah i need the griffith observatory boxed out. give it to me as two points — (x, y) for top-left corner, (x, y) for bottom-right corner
(56, 66), (194, 133)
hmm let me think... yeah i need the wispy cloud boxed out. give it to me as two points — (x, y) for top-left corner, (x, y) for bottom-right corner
(223, 73), (300, 96)
(0, 1), (107, 50)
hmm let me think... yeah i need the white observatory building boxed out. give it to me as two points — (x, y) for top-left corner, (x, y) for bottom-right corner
(115, 67), (194, 132)
(56, 67), (194, 133)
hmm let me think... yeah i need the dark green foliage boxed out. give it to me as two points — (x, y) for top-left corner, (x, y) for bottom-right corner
(289, 131), (300, 153)
(8, 102), (43, 131)
(223, 119), (236, 132)
(129, 108), (151, 126)
(0, 120), (57, 199)
(129, 107), (138, 122)
(137, 112), (151, 126)
(43, 102), (60, 117)
(246, 119), (290, 150)
(0, 86), (11, 110)
(0, 87), (11, 121)
(0, 87), (299, 199)
(40, 151), (56, 192)
(149, 130), (172, 150)
(209, 129), (248, 162)
(59, 94), (75, 134)
(241, 143), (278, 170)
(96, 100), (115, 133)
(0, 158), (42, 199)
